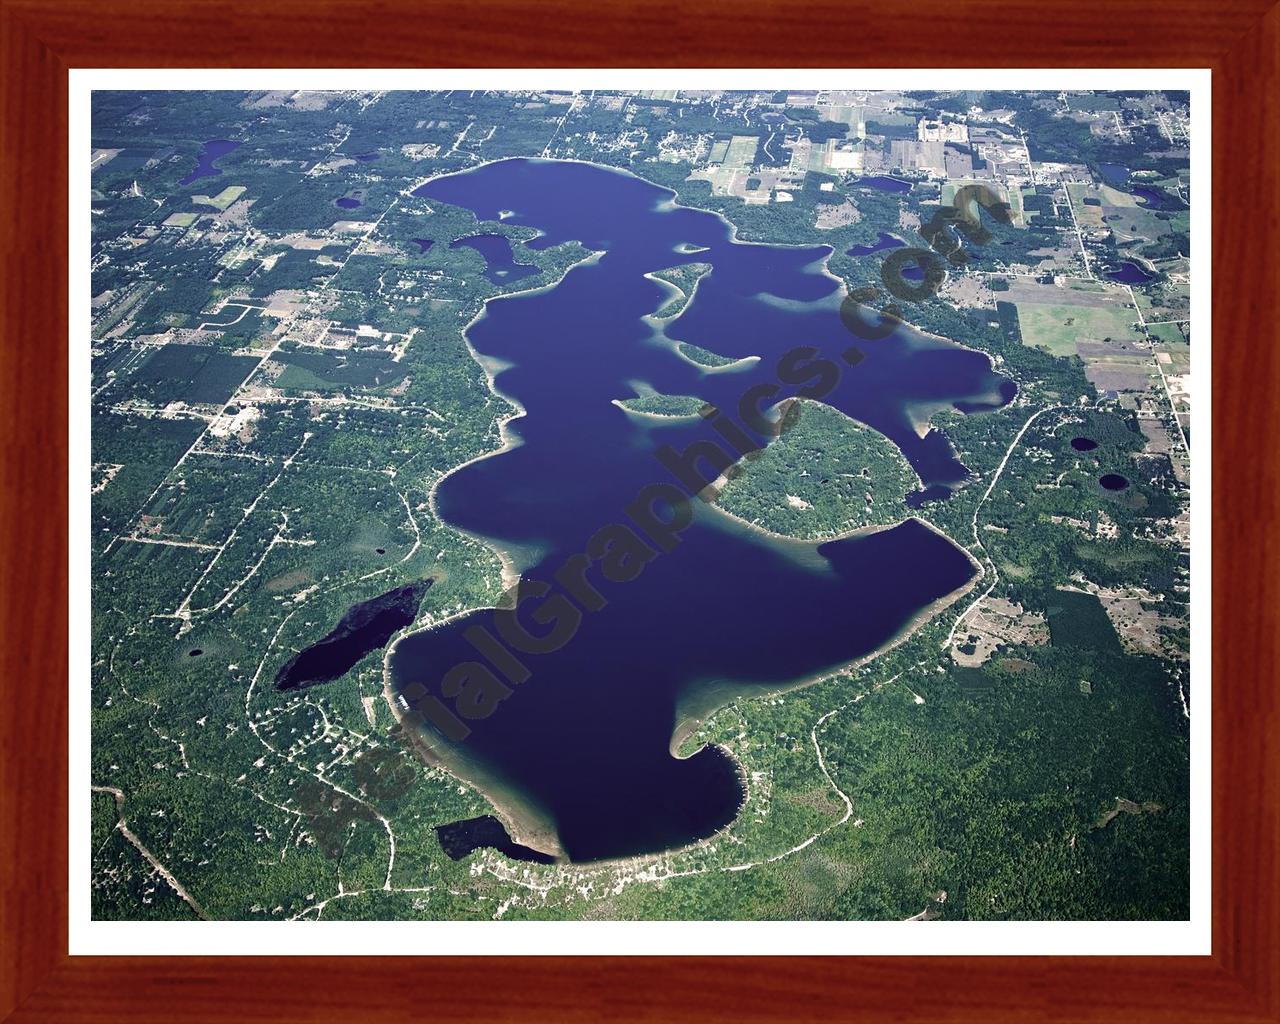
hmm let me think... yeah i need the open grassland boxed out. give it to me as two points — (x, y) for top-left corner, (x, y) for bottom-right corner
(193, 185), (248, 211)
(1015, 302), (1142, 357)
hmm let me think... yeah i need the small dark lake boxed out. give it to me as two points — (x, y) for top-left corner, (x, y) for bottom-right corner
(1099, 473), (1130, 491)
(1106, 260), (1154, 285)
(392, 158), (1014, 863)
(276, 579), (432, 692)
(354, 152), (380, 162)
(435, 815), (557, 864)
(336, 196), (363, 210)
(1095, 165), (1176, 210)
(1098, 163), (1130, 187)
(180, 139), (241, 186)
(850, 175), (912, 194)
(1131, 185), (1169, 210)
(411, 238), (434, 253)
(847, 231), (905, 258)
(1071, 437), (1099, 451)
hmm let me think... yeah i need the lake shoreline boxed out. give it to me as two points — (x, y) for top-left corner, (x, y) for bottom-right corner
(669, 518), (982, 756)
(380, 648), (568, 861)
(379, 156), (1007, 866)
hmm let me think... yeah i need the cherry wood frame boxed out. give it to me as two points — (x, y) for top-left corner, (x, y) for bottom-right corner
(2, 1), (1276, 1020)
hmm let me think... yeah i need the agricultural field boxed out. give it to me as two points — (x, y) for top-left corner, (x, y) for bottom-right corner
(193, 184), (248, 210)
(1016, 302), (1143, 356)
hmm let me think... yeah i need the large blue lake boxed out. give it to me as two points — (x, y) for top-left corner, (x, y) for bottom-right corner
(389, 158), (1012, 862)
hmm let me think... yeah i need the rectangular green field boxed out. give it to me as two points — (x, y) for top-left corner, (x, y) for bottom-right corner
(193, 185), (247, 211)
(1068, 182), (1138, 229)
(1070, 182), (1139, 207)
(1145, 322), (1187, 344)
(942, 180), (1026, 226)
(1105, 205), (1176, 246)
(1014, 302), (1143, 357)
(724, 135), (760, 167)
(1156, 341), (1191, 375)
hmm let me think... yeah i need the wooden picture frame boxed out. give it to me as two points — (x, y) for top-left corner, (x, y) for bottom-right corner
(2, 1), (1275, 1019)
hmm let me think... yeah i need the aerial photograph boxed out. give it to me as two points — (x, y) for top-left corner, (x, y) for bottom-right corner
(88, 87), (1192, 923)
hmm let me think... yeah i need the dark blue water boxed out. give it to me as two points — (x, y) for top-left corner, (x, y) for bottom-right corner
(1071, 437), (1099, 452)
(355, 152), (380, 162)
(905, 484), (953, 508)
(1106, 260), (1154, 284)
(277, 580), (432, 692)
(411, 238), (434, 253)
(336, 196), (363, 210)
(847, 232), (906, 258)
(850, 175), (912, 194)
(955, 378), (1018, 414)
(435, 815), (556, 864)
(1099, 474), (1129, 491)
(391, 159), (1012, 862)
(1096, 162), (1171, 210)
(1130, 185), (1168, 210)
(1098, 163), (1129, 187)
(179, 139), (241, 186)
(449, 233), (540, 285)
